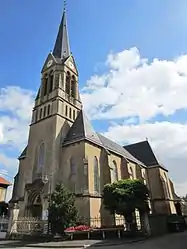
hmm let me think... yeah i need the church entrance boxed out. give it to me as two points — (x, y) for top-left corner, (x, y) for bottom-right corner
(28, 195), (42, 218)
(26, 179), (44, 219)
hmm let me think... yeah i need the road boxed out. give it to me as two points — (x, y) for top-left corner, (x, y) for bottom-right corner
(108, 231), (187, 249)
(0, 232), (186, 248)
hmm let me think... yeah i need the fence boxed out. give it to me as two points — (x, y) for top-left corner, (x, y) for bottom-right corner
(0, 216), (9, 232)
(12, 213), (142, 236)
(13, 217), (47, 235)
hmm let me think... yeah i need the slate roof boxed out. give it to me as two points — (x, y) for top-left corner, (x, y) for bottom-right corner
(97, 134), (145, 165)
(124, 140), (167, 169)
(53, 10), (70, 59)
(63, 110), (145, 165)
(63, 110), (102, 146)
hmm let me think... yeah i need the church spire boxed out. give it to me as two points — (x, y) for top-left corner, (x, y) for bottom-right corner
(53, 0), (71, 59)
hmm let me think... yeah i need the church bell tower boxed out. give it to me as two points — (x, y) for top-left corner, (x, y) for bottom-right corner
(31, 7), (82, 127)
(24, 4), (82, 194)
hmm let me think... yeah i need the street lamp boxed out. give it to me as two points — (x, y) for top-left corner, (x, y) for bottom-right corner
(42, 173), (52, 234)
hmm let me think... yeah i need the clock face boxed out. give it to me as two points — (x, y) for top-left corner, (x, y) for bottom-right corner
(47, 60), (53, 68)
(69, 61), (74, 69)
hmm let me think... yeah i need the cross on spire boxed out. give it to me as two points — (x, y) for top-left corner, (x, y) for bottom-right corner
(63, 0), (67, 12)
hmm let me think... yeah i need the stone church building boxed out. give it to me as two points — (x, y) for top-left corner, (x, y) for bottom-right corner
(10, 6), (181, 227)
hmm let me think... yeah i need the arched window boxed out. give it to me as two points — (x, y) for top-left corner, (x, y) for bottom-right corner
(71, 75), (76, 98)
(70, 157), (76, 177)
(47, 105), (50, 115)
(35, 110), (38, 122)
(38, 143), (45, 171)
(73, 110), (76, 120)
(43, 76), (48, 96)
(65, 105), (68, 116)
(39, 108), (43, 119)
(110, 160), (118, 183)
(44, 106), (46, 117)
(49, 72), (53, 93)
(94, 157), (100, 193)
(129, 166), (133, 179)
(69, 157), (76, 192)
(66, 71), (71, 95)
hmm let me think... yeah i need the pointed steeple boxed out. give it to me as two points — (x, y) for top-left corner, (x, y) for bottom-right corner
(53, 2), (71, 59)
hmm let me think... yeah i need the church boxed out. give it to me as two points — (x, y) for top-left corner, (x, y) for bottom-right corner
(10, 4), (181, 227)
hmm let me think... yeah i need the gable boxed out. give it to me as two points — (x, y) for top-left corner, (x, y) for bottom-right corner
(64, 55), (78, 75)
(41, 53), (58, 73)
(124, 141), (159, 167)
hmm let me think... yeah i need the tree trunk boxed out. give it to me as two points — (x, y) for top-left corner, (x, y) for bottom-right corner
(140, 211), (151, 236)
(124, 213), (134, 235)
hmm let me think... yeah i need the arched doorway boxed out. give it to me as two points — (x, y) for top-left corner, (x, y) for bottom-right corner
(27, 191), (42, 218)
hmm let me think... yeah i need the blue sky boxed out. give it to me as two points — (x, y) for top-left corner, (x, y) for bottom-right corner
(1, 0), (187, 198)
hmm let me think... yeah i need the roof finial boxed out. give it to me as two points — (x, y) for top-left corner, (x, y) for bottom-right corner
(146, 137), (148, 141)
(64, 0), (67, 12)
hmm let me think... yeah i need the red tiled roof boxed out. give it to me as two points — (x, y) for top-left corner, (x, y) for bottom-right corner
(0, 177), (11, 186)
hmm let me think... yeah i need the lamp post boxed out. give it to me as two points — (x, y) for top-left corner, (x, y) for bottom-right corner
(42, 173), (52, 234)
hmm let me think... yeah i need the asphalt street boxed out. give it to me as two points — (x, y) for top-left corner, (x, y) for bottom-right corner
(0, 231), (186, 249)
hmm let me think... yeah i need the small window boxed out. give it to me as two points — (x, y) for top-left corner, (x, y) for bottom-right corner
(73, 110), (75, 120)
(38, 143), (45, 171)
(44, 106), (46, 117)
(65, 105), (68, 116)
(47, 105), (50, 115)
(39, 108), (43, 119)
(69, 108), (72, 119)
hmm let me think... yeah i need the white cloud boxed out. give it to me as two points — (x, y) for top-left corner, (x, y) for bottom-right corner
(0, 86), (34, 150)
(0, 86), (34, 188)
(81, 47), (187, 122)
(81, 47), (187, 196)
(102, 121), (187, 196)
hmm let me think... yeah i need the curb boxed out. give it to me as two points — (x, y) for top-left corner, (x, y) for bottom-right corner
(24, 237), (148, 248)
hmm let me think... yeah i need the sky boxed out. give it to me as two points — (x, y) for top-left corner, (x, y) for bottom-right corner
(1, 0), (187, 200)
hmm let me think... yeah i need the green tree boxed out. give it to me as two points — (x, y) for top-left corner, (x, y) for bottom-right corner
(103, 179), (149, 232)
(48, 184), (78, 235)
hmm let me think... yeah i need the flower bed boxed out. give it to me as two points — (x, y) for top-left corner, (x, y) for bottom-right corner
(65, 225), (92, 232)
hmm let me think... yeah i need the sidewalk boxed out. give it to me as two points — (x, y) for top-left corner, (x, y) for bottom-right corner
(0, 237), (147, 248)
(21, 237), (147, 248)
